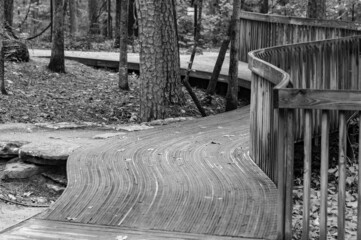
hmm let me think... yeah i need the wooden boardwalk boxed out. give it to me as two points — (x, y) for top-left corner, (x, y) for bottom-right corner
(29, 50), (252, 89)
(0, 107), (278, 239)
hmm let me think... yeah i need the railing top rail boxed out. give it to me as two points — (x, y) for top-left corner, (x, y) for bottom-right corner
(248, 34), (361, 88)
(240, 11), (361, 31)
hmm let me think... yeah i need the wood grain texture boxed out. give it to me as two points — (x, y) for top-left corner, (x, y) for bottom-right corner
(0, 107), (277, 239)
(275, 89), (361, 110)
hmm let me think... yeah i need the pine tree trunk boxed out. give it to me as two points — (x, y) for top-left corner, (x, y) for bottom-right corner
(136, 0), (184, 122)
(307, 0), (326, 19)
(4, 0), (13, 28)
(0, 0), (7, 95)
(48, 0), (65, 73)
(88, 0), (100, 34)
(69, 0), (78, 35)
(119, 0), (129, 90)
(225, 0), (241, 111)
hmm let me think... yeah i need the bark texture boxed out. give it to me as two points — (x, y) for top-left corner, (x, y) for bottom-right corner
(88, 0), (100, 34)
(114, 0), (120, 47)
(225, 0), (241, 111)
(48, 0), (65, 73)
(4, 0), (13, 28)
(119, 0), (129, 90)
(136, 0), (183, 122)
(307, 0), (326, 19)
(69, 0), (78, 35)
(0, 0), (7, 94)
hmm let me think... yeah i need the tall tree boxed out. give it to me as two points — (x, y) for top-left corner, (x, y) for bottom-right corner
(88, 0), (100, 34)
(48, 0), (65, 73)
(307, 0), (326, 19)
(69, 0), (78, 35)
(119, 0), (129, 90)
(0, 0), (7, 95)
(225, 0), (241, 111)
(135, 0), (184, 121)
(4, 0), (13, 29)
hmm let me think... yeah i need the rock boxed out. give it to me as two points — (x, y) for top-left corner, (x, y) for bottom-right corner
(20, 141), (80, 165)
(0, 159), (42, 179)
(4, 40), (30, 62)
(46, 183), (65, 193)
(0, 141), (27, 159)
(92, 132), (126, 139)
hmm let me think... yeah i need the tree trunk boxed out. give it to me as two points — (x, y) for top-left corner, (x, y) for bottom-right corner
(225, 0), (241, 111)
(88, 0), (100, 34)
(107, 0), (112, 38)
(69, 0), (78, 35)
(31, 0), (39, 36)
(128, 0), (137, 37)
(114, 0), (120, 48)
(260, 0), (268, 14)
(119, 0), (129, 90)
(0, 0), (7, 95)
(307, 0), (326, 19)
(48, 0), (65, 73)
(136, 0), (184, 122)
(206, 24), (231, 96)
(4, 0), (13, 29)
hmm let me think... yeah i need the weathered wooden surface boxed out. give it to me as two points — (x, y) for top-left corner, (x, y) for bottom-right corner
(29, 50), (252, 89)
(1, 219), (265, 240)
(0, 107), (278, 239)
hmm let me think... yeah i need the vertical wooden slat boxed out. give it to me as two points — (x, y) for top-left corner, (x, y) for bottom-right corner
(338, 111), (347, 240)
(277, 108), (286, 240)
(285, 109), (294, 240)
(302, 110), (312, 240)
(319, 111), (329, 240)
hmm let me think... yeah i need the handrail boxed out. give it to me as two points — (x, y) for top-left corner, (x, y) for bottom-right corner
(244, 11), (361, 240)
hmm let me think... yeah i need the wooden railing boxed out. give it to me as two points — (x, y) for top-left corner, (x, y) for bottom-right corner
(245, 11), (361, 240)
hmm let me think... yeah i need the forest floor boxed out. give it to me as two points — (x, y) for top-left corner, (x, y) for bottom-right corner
(0, 56), (248, 232)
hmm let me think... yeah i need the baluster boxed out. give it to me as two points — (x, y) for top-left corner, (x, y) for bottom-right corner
(285, 109), (294, 239)
(338, 111), (347, 240)
(358, 111), (361, 239)
(302, 109), (312, 240)
(320, 111), (329, 240)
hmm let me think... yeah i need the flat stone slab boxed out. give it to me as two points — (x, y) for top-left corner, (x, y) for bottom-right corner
(92, 132), (127, 139)
(20, 141), (80, 164)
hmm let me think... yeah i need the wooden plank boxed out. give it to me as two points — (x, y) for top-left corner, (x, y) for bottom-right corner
(338, 112), (347, 240)
(319, 111), (329, 240)
(358, 111), (361, 239)
(275, 89), (361, 110)
(302, 110), (312, 240)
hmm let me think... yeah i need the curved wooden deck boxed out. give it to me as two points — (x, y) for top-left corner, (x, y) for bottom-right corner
(1, 107), (278, 240)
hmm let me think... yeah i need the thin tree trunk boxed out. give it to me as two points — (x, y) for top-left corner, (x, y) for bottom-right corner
(31, 0), (39, 36)
(225, 0), (241, 111)
(88, 0), (100, 34)
(69, 0), (77, 35)
(260, 0), (268, 14)
(183, 0), (206, 117)
(50, 0), (53, 41)
(307, 0), (326, 19)
(107, 0), (112, 38)
(114, 0), (120, 48)
(119, 0), (129, 90)
(48, 0), (65, 73)
(206, 25), (231, 96)
(136, 0), (184, 121)
(4, 0), (14, 29)
(0, 0), (7, 95)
